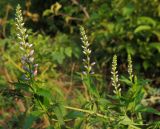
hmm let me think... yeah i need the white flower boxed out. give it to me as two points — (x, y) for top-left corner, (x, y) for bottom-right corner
(15, 4), (38, 80)
(80, 26), (95, 75)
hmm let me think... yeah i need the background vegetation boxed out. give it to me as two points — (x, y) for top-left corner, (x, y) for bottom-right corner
(0, 0), (160, 129)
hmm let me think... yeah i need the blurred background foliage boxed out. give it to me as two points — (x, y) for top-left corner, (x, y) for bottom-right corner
(1, 0), (160, 86)
(0, 0), (160, 127)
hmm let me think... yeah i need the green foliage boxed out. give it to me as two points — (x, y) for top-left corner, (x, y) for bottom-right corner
(0, 1), (160, 129)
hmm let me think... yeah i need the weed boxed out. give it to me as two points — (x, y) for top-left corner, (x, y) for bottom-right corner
(0, 4), (159, 129)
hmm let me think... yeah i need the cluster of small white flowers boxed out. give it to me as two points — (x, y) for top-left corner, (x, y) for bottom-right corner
(80, 26), (95, 75)
(15, 4), (38, 81)
(111, 55), (121, 96)
(128, 54), (133, 81)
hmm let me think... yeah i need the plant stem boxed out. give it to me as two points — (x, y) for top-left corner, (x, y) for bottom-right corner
(29, 84), (51, 125)
(64, 105), (114, 121)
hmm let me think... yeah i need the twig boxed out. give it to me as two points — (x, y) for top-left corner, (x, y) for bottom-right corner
(70, 0), (90, 19)
(57, 13), (83, 21)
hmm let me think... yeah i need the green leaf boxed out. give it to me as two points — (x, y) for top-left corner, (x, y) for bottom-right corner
(13, 82), (30, 92)
(52, 51), (65, 64)
(137, 16), (156, 27)
(65, 47), (72, 57)
(120, 76), (133, 86)
(46, 126), (55, 129)
(43, 9), (52, 16)
(127, 101), (135, 111)
(51, 2), (62, 15)
(134, 25), (151, 33)
(139, 107), (160, 115)
(53, 103), (66, 125)
(23, 110), (43, 129)
(143, 61), (149, 70)
(97, 98), (111, 106)
(153, 31), (160, 41)
(82, 76), (99, 98)
(119, 115), (134, 125)
(36, 87), (52, 100)
(65, 111), (84, 119)
(149, 43), (160, 52)
(74, 118), (84, 129)
(119, 116), (141, 128)
(122, 4), (134, 16)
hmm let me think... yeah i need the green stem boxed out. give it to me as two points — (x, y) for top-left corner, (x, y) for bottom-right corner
(29, 84), (51, 124)
(64, 106), (114, 121)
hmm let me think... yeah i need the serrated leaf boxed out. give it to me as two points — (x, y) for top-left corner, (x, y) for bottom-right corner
(36, 87), (52, 100)
(119, 115), (141, 128)
(53, 103), (66, 125)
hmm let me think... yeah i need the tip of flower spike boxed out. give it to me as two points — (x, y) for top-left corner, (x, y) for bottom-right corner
(80, 26), (96, 75)
(16, 4), (21, 11)
(111, 54), (121, 96)
(17, 4), (21, 8)
(79, 26), (84, 31)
